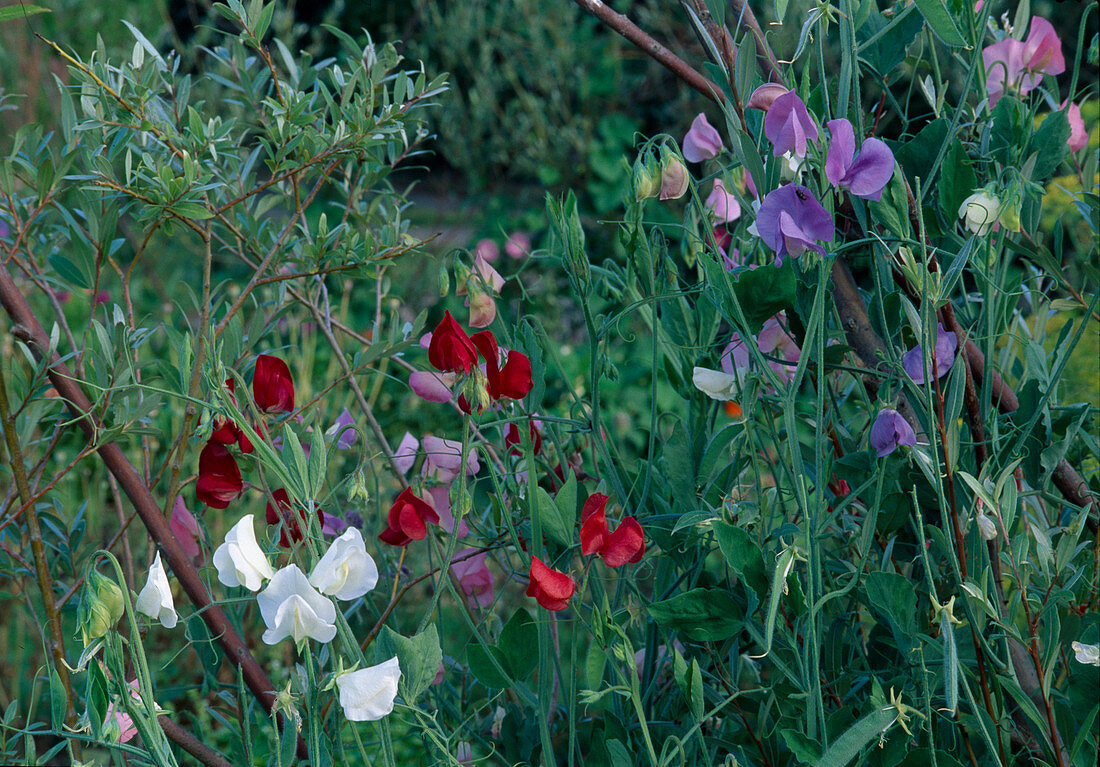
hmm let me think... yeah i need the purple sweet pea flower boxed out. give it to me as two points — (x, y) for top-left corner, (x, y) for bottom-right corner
(682, 113), (723, 163)
(870, 408), (917, 456)
(764, 90), (819, 158)
(325, 408), (357, 449)
(824, 119), (895, 201)
(755, 184), (834, 260)
(901, 323), (958, 384)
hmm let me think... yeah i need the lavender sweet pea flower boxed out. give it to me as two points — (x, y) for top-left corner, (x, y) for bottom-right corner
(409, 370), (455, 402)
(824, 119), (895, 201)
(902, 323), (958, 384)
(764, 90), (819, 158)
(682, 113), (723, 162)
(870, 408), (917, 457)
(755, 184), (834, 260)
(325, 408), (357, 449)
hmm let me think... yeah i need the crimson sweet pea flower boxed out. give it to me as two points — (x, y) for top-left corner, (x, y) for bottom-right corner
(378, 488), (440, 546)
(578, 493), (645, 567)
(504, 420), (543, 457)
(210, 378), (254, 453)
(253, 355), (295, 413)
(428, 311), (480, 374)
(265, 489), (325, 548)
(471, 330), (534, 401)
(526, 556), (575, 611)
(195, 442), (243, 509)
(764, 90), (819, 158)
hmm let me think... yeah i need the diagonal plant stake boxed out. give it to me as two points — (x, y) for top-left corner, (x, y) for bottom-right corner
(0, 264), (307, 761)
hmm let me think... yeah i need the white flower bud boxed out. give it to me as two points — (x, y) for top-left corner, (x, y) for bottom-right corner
(135, 552), (178, 629)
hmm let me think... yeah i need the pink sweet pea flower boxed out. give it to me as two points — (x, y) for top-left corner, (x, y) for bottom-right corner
(427, 485), (469, 538)
(505, 232), (531, 259)
(409, 370), (455, 403)
(170, 497), (204, 559)
(682, 113), (723, 162)
(394, 432), (419, 474)
(824, 119), (895, 201)
(745, 83), (790, 111)
(721, 312), (802, 389)
(421, 436), (479, 484)
(983, 17), (1065, 105)
(466, 289), (497, 328)
(705, 179), (741, 223)
(475, 238), (500, 262)
(764, 90), (819, 158)
(105, 680), (142, 743)
(451, 548), (494, 609)
(1065, 102), (1089, 152)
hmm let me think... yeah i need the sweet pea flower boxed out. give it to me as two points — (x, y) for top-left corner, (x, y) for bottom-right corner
(659, 154), (689, 200)
(526, 556), (575, 611)
(451, 548), (495, 609)
(265, 489), (325, 548)
(755, 184), (834, 260)
(958, 188), (1002, 235)
(457, 742), (473, 766)
(104, 680), (141, 743)
(682, 113), (723, 162)
(475, 238), (500, 262)
(253, 354), (295, 413)
(692, 366), (741, 401)
(170, 498), (204, 559)
(325, 408), (357, 449)
(379, 487), (440, 546)
(982, 17), (1065, 105)
(764, 90), (819, 157)
(428, 485), (470, 538)
(422, 436), (480, 483)
(1065, 102), (1089, 152)
(470, 331), (534, 401)
(209, 378), (253, 454)
(213, 514), (275, 591)
(428, 311), (479, 374)
(310, 527), (379, 600)
(195, 442), (243, 509)
(975, 512), (998, 541)
(504, 232), (531, 259)
(1071, 641), (1100, 666)
(336, 657), (402, 721)
(869, 408), (917, 457)
(824, 119), (895, 201)
(394, 432), (419, 474)
(578, 493), (645, 567)
(902, 323), (958, 384)
(256, 564), (336, 645)
(721, 313), (802, 388)
(505, 420), (543, 456)
(135, 552), (177, 629)
(466, 289), (497, 329)
(705, 179), (741, 223)
(745, 83), (789, 111)
(409, 370), (456, 403)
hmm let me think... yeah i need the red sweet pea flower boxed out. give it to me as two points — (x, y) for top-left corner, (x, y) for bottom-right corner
(253, 355), (295, 414)
(428, 311), (479, 374)
(578, 493), (645, 567)
(379, 488), (441, 546)
(210, 378), (255, 453)
(504, 421), (543, 456)
(195, 442), (243, 509)
(526, 556), (575, 611)
(471, 330), (534, 401)
(265, 488), (324, 548)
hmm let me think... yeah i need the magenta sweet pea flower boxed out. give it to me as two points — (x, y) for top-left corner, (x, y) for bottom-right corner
(870, 408), (917, 457)
(682, 113), (723, 162)
(764, 90), (819, 158)
(983, 17), (1065, 105)
(409, 370), (455, 403)
(755, 184), (834, 260)
(902, 323), (958, 384)
(824, 119), (895, 201)
(325, 408), (357, 450)
(394, 432), (419, 475)
(705, 179), (741, 223)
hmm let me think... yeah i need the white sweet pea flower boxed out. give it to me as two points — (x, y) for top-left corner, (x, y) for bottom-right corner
(1071, 641), (1100, 666)
(257, 565), (337, 645)
(213, 514), (275, 591)
(958, 189), (1001, 236)
(692, 366), (741, 401)
(309, 528), (379, 601)
(336, 657), (401, 721)
(135, 552), (177, 629)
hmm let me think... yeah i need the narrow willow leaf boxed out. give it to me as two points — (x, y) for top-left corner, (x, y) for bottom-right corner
(817, 707), (898, 767)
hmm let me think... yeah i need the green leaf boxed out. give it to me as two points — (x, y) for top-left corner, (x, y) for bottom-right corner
(498, 609), (538, 680)
(895, 119), (949, 186)
(938, 140), (977, 221)
(376, 624), (442, 703)
(170, 201), (215, 220)
(49, 668), (67, 731)
(817, 707), (898, 767)
(0, 5), (50, 22)
(554, 473), (577, 532)
(647, 588), (743, 641)
(731, 261), (797, 334)
(48, 252), (93, 290)
(661, 420), (695, 513)
(913, 0), (967, 46)
(713, 521), (768, 602)
(1029, 110), (1070, 181)
(857, 5), (924, 75)
(991, 97), (1026, 166)
(466, 642), (511, 689)
(864, 571), (918, 645)
(779, 728), (823, 764)
(870, 171), (912, 239)
(535, 487), (573, 548)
